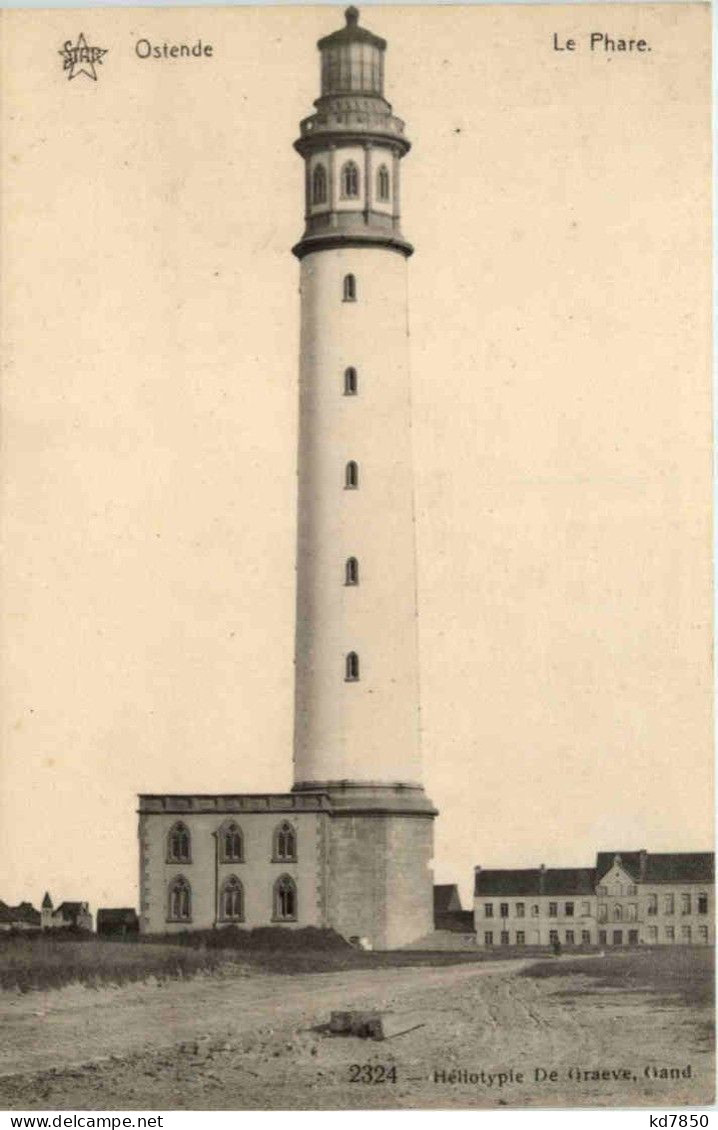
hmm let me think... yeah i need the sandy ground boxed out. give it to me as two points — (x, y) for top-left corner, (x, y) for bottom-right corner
(0, 957), (713, 1110)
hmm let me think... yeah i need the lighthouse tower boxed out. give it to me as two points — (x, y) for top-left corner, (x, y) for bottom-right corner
(292, 7), (437, 948)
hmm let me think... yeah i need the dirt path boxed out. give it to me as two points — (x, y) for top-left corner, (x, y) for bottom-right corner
(0, 959), (713, 1110)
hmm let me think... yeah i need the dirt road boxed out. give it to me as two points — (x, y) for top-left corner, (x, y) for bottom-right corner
(0, 957), (713, 1109)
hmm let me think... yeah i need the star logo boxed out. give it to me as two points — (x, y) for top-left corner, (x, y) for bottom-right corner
(59, 33), (108, 82)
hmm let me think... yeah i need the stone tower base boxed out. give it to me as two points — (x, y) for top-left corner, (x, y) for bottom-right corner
(295, 781), (437, 950)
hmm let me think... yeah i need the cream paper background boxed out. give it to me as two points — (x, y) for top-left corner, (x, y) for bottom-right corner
(0, 4), (711, 911)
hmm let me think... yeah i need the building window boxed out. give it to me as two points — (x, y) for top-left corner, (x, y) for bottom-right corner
(516, 931), (525, 945)
(376, 164), (390, 201)
(312, 163), (327, 205)
(613, 904), (622, 921)
(219, 876), (244, 922)
(565, 902), (574, 918)
(484, 903), (494, 918)
(345, 651), (360, 682)
(581, 901), (591, 916)
(647, 894), (657, 916)
(167, 822), (191, 864)
(345, 557), (359, 586)
(664, 894), (674, 915)
(581, 930), (591, 945)
(340, 161), (360, 198)
(531, 905), (539, 917)
(627, 903), (637, 922)
(516, 902), (525, 918)
(273, 821), (297, 862)
(219, 822), (243, 863)
(598, 903), (607, 922)
(613, 930), (623, 946)
(681, 925), (691, 943)
(274, 875), (297, 922)
(565, 930), (575, 945)
(344, 366), (358, 395)
(343, 273), (357, 302)
(699, 926), (708, 943)
(681, 893), (691, 915)
(345, 460), (359, 489)
(167, 876), (191, 922)
(648, 926), (658, 943)
(548, 902), (558, 918)
(597, 885), (607, 896)
(500, 903), (509, 918)
(549, 929), (559, 944)
(484, 931), (493, 946)
(598, 930), (607, 945)
(665, 925), (675, 942)
(627, 884), (637, 896)
(500, 931), (509, 945)
(628, 930), (639, 946)
(698, 892), (708, 914)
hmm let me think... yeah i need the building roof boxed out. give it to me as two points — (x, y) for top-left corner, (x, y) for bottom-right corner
(433, 885), (461, 914)
(55, 902), (87, 917)
(0, 901), (15, 925)
(596, 851), (714, 884)
(41, 892), (53, 908)
(97, 908), (138, 925)
(474, 868), (596, 897)
(11, 902), (41, 925)
(317, 8), (386, 52)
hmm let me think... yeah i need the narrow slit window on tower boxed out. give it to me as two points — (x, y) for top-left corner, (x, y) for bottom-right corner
(344, 366), (358, 395)
(345, 651), (360, 681)
(340, 160), (360, 199)
(377, 164), (390, 201)
(312, 163), (327, 205)
(344, 461), (358, 489)
(345, 557), (359, 586)
(343, 273), (357, 302)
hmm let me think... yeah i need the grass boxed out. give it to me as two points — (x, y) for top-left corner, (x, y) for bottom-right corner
(521, 945), (715, 1009)
(0, 926), (528, 993)
(0, 932), (235, 993)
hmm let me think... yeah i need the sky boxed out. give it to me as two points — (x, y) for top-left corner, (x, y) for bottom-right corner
(0, 3), (712, 912)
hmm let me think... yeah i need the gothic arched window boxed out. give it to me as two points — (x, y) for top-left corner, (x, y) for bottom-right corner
(312, 163), (327, 205)
(273, 821), (297, 862)
(220, 822), (244, 863)
(343, 273), (357, 302)
(345, 651), (360, 681)
(274, 875), (297, 922)
(377, 164), (390, 201)
(344, 366), (358, 395)
(340, 160), (360, 198)
(345, 461), (358, 489)
(167, 822), (191, 864)
(167, 875), (191, 922)
(613, 904), (622, 921)
(220, 875), (244, 922)
(345, 557), (359, 586)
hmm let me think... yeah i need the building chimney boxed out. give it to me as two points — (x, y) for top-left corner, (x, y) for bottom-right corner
(539, 863), (546, 894)
(639, 849), (647, 880)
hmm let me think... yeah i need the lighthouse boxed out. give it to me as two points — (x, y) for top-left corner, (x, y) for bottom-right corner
(291, 7), (437, 948)
(138, 8), (435, 950)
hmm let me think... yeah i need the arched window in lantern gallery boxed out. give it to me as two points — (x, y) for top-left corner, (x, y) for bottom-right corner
(220, 875), (244, 922)
(274, 875), (298, 922)
(344, 366), (358, 395)
(345, 557), (359, 586)
(167, 875), (191, 922)
(220, 822), (244, 863)
(343, 274), (357, 302)
(167, 821), (191, 863)
(340, 160), (359, 199)
(345, 461), (359, 489)
(345, 651), (360, 682)
(312, 163), (327, 205)
(377, 164), (390, 201)
(273, 821), (297, 862)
